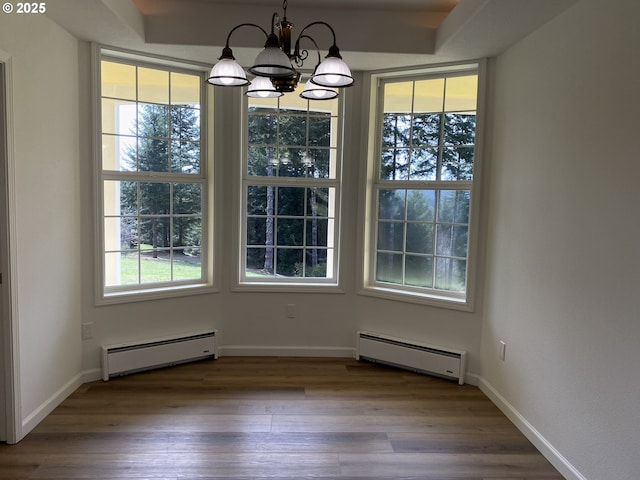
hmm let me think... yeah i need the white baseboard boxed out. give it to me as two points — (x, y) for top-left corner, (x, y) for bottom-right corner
(462, 372), (480, 386)
(21, 372), (84, 439)
(81, 368), (103, 384)
(479, 376), (586, 480)
(218, 345), (357, 358)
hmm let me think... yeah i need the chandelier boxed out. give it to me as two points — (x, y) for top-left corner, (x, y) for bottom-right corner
(206, 0), (354, 100)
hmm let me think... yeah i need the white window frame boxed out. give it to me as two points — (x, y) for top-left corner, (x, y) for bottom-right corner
(94, 46), (216, 305)
(360, 61), (485, 311)
(236, 86), (345, 292)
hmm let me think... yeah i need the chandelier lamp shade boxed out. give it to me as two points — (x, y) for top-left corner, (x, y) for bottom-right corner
(206, 0), (353, 100)
(246, 75), (283, 98)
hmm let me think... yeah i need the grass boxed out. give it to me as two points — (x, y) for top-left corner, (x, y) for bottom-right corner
(118, 254), (201, 284)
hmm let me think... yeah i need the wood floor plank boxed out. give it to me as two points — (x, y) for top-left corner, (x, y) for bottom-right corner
(0, 357), (564, 479)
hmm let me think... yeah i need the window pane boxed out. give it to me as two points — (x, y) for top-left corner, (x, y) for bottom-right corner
(105, 252), (138, 286)
(409, 148), (438, 180)
(247, 186), (268, 215)
(307, 148), (331, 179)
(138, 138), (170, 172)
(377, 221), (403, 252)
(139, 217), (170, 250)
(247, 217), (267, 245)
(104, 217), (121, 251)
(102, 134), (136, 171)
(378, 190), (405, 220)
(248, 111), (277, 145)
(171, 140), (200, 174)
(171, 72), (200, 106)
(411, 114), (441, 147)
(383, 81), (413, 113)
(140, 249), (172, 283)
(246, 247), (268, 273)
(248, 146), (270, 176)
(173, 183), (202, 214)
(444, 75), (478, 112)
(173, 248), (202, 280)
(406, 223), (434, 254)
(405, 255), (433, 287)
(437, 190), (470, 224)
(376, 252), (403, 284)
(116, 181), (138, 217)
(105, 216), (139, 251)
(277, 218), (304, 246)
(277, 187), (305, 216)
(138, 103), (169, 138)
(101, 61), (136, 100)
(139, 183), (170, 214)
(413, 78), (444, 113)
(138, 67), (169, 104)
(308, 116), (331, 147)
(171, 107), (200, 141)
(306, 218), (328, 247)
(443, 113), (475, 145)
(276, 248), (303, 276)
(436, 224), (468, 257)
(406, 190), (435, 221)
(307, 188), (329, 217)
(102, 99), (136, 135)
(381, 149), (409, 180)
(304, 249), (328, 277)
(435, 257), (466, 292)
(382, 114), (411, 148)
(277, 148), (309, 178)
(278, 113), (306, 146)
(172, 216), (201, 248)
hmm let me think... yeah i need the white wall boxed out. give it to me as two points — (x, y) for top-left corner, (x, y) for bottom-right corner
(481, 0), (640, 478)
(0, 14), (83, 439)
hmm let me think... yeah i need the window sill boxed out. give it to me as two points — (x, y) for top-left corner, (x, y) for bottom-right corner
(358, 285), (473, 312)
(233, 282), (344, 294)
(98, 283), (218, 306)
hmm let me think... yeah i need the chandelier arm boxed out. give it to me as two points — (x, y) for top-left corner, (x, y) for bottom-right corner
(224, 23), (269, 48)
(295, 21), (338, 51)
(295, 34), (322, 68)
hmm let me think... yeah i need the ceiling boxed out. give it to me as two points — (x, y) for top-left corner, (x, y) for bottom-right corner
(45, 0), (579, 71)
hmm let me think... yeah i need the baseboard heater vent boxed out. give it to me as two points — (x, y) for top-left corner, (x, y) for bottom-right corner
(101, 330), (217, 381)
(356, 330), (466, 385)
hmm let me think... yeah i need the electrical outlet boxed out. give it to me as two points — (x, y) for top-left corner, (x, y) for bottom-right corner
(81, 323), (93, 340)
(286, 304), (296, 318)
(499, 340), (506, 361)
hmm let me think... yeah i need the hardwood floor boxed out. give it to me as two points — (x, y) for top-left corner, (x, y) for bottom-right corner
(0, 357), (563, 479)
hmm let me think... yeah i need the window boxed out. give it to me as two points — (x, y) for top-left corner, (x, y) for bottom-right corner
(363, 65), (481, 308)
(240, 83), (343, 288)
(98, 53), (212, 302)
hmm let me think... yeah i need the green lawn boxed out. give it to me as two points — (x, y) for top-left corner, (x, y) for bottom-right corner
(119, 255), (201, 283)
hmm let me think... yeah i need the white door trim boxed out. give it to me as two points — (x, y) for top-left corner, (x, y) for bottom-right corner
(0, 49), (22, 444)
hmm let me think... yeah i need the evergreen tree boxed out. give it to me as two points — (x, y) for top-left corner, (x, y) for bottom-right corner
(246, 106), (332, 277)
(121, 103), (201, 258)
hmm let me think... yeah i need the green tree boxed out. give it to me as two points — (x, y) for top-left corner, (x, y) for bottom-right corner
(378, 110), (475, 291)
(121, 104), (200, 258)
(246, 106), (332, 277)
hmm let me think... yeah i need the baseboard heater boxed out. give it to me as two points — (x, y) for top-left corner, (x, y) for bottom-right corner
(101, 330), (217, 381)
(356, 330), (467, 385)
